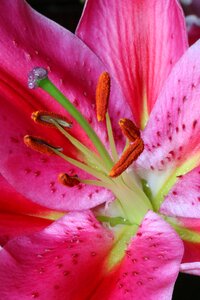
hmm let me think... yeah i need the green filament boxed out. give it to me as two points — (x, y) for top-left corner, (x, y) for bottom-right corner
(38, 77), (113, 168)
(106, 112), (118, 162)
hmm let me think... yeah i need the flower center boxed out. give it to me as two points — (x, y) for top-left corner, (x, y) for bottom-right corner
(25, 67), (152, 225)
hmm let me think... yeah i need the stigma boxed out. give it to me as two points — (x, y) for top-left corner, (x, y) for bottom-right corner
(28, 67), (48, 89)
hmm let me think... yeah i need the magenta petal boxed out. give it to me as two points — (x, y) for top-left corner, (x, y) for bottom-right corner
(0, 97), (114, 211)
(0, 213), (52, 246)
(137, 40), (200, 173)
(77, 0), (188, 126)
(160, 166), (200, 218)
(93, 211), (183, 299)
(0, 174), (57, 216)
(0, 0), (132, 210)
(0, 211), (113, 300)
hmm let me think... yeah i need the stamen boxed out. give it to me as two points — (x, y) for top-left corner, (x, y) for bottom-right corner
(58, 173), (80, 187)
(28, 67), (48, 89)
(96, 72), (110, 122)
(119, 118), (140, 142)
(51, 119), (109, 172)
(23, 135), (63, 155)
(32, 111), (72, 128)
(106, 112), (118, 162)
(28, 67), (113, 168)
(109, 138), (144, 178)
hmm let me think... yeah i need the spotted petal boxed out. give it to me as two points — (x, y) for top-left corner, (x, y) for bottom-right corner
(76, 0), (188, 127)
(137, 40), (200, 209)
(160, 166), (200, 218)
(0, 0), (131, 210)
(0, 211), (113, 300)
(93, 211), (183, 299)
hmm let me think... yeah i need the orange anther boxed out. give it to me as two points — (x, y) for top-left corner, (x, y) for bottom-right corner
(109, 138), (144, 177)
(31, 111), (72, 128)
(119, 118), (140, 142)
(96, 72), (110, 122)
(24, 135), (61, 155)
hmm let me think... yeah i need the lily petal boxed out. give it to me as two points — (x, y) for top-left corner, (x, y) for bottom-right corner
(0, 213), (52, 246)
(0, 174), (55, 216)
(160, 215), (200, 275)
(176, 217), (200, 274)
(180, 262), (200, 275)
(76, 0), (188, 127)
(137, 40), (200, 206)
(93, 211), (183, 299)
(0, 211), (113, 300)
(160, 166), (200, 218)
(0, 0), (131, 210)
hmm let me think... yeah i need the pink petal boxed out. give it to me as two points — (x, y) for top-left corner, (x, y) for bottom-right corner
(180, 262), (200, 275)
(137, 40), (200, 176)
(163, 216), (200, 275)
(76, 0), (188, 127)
(176, 217), (200, 275)
(0, 211), (114, 300)
(93, 211), (183, 299)
(0, 0), (131, 210)
(1, 97), (113, 211)
(0, 174), (55, 216)
(160, 166), (200, 218)
(0, 213), (52, 246)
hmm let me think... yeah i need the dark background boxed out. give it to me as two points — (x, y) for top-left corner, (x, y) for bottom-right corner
(26, 1), (200, 299)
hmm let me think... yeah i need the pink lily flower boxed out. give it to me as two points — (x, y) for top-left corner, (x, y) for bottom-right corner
(0, 0), (200, 299)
